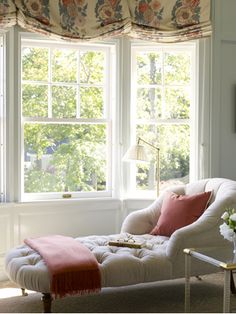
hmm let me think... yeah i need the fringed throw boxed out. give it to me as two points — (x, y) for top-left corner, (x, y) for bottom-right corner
(24, 235), (101, 298)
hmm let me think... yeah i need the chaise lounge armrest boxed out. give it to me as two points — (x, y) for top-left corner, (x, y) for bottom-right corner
(121, 198), (163, 235)
(121, 182), (236, 262)
(166, 197), (236, 260)
(121, 186), (185, 235)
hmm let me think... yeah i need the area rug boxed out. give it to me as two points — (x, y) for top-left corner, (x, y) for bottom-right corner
(0, 272), (236, 313)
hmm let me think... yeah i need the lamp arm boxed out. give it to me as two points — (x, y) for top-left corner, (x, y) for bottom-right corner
(138, 137), (160, 151)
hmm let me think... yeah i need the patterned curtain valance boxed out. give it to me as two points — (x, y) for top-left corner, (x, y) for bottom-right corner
(0, 0), (211, 43)
(0, 0), (17, 28)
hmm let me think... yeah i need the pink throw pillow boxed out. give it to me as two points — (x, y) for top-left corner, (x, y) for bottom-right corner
(150, 191), (212, 237)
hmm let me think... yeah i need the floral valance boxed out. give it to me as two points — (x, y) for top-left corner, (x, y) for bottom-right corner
(0, 0), (211, 43)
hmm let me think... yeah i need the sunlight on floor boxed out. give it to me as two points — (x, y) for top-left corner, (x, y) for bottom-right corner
(0, 286), (34, 299)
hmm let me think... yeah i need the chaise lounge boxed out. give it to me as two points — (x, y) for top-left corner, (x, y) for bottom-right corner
(4, 178), (236, 312)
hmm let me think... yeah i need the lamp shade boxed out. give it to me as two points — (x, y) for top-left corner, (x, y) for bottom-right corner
(123, 144), (149, 162)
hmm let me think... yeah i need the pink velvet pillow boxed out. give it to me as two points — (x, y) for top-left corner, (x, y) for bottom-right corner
(150, 191), (212, 237)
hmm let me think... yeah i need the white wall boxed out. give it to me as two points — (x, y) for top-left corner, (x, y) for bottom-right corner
(0, 199), (124, 279)
(211, 0), (236, 180)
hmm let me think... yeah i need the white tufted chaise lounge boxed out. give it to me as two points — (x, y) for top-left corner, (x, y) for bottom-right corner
(5, 178), (236, 312)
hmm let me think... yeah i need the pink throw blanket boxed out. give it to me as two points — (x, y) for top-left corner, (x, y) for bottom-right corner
(24, 235), (101, 298)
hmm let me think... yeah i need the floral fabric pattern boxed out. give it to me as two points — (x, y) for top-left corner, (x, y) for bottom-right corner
(95, 0), (123, 26)
(133, 0), (164, 28)
(172, 0), (200, 28)
(0, 0), (211, 43)
(21, 0), (50, 26)
(0, 0), (16, 27)
(59, 0), (88, 38)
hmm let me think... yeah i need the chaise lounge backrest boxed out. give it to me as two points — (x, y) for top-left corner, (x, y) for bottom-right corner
(121, 178), (236, 263)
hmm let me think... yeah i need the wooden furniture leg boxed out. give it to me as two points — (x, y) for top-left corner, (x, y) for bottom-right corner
(41, 293), (53, 313)
(21, 288), (28, 296)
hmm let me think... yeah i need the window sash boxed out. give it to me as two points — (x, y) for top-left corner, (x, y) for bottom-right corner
(129, 42), (197, 196)
(20, 38), (114, 201)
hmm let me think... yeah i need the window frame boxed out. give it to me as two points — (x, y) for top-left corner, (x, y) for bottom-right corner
(19, 35), (117, 202)
(125, 40), (199, 198)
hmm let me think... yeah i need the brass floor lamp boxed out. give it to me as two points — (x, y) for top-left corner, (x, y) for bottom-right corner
(123, 137), (160, 196)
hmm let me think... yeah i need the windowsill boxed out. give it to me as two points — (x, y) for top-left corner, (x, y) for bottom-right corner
(122, 193), (157, 202)
(17, 196), (120, 204)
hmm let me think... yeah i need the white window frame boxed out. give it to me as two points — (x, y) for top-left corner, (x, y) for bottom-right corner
(124, 40), (199, 198)
(3, 28), (210, 203)
(19, 35), (117, 202)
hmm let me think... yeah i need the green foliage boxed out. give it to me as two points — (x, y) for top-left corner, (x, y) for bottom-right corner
(137, 88), (162, 120)
(80, 51), (104, 84)
(135, 50), (191, 190)
(137, 52), (162, 85)
(164, 52), (191, 85)
(52, 86), (76, 118)
(22, 84), (48, 117)
(24, 124), (106, 193)
(22, 47), (48, 81)
(52, 49), (77, 82)
(22, 44), (192, 195)
(22, 46), (107, 194)
(165, 87), (190, 119)
(80, 87), (103, 118)
(136, 124), (189, 189)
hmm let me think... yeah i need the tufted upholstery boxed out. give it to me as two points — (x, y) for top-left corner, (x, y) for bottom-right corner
(5, 178), (236, 295)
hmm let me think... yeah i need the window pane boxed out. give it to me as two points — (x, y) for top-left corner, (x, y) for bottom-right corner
(136, 124), (189, 191)
(22, 47), (48, 81)
(136, 52), (162, 85)
(159, 124), (190, 185)
(80, 51), (105, 84)
(137, 87), (162, 119)
(24, 124), (107, 193)
(164, 52), (191, 85)
(22, 84), (48, 118)
(52, 49), (77, 83)
(80, 87), (104, 118)
(165, 87), (190, 119)
(52, 86), (76, 118)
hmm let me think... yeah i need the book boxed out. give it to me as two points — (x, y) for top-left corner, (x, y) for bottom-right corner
(108, 240), (144, 249)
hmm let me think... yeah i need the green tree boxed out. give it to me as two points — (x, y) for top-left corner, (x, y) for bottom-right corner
(135, 51), (191, 190)
(22, 46), (107, 193)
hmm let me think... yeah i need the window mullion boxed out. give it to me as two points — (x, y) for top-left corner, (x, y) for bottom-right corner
(48, 47), (52, 118)
(76, 50), (80, 119)
(161, 49), (165, 119)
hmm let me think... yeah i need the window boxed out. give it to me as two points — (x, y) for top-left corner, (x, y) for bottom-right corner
(17, 34), (201, 202)
(21, 39), (115, 201)
(129, 43), (197, 196)
(0, 34), (6, 202)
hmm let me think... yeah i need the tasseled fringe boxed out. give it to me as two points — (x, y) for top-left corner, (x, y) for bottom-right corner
(51, 269), (101, 299)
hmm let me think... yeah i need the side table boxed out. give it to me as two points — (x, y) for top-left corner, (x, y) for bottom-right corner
(184, 248), (236, 313)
